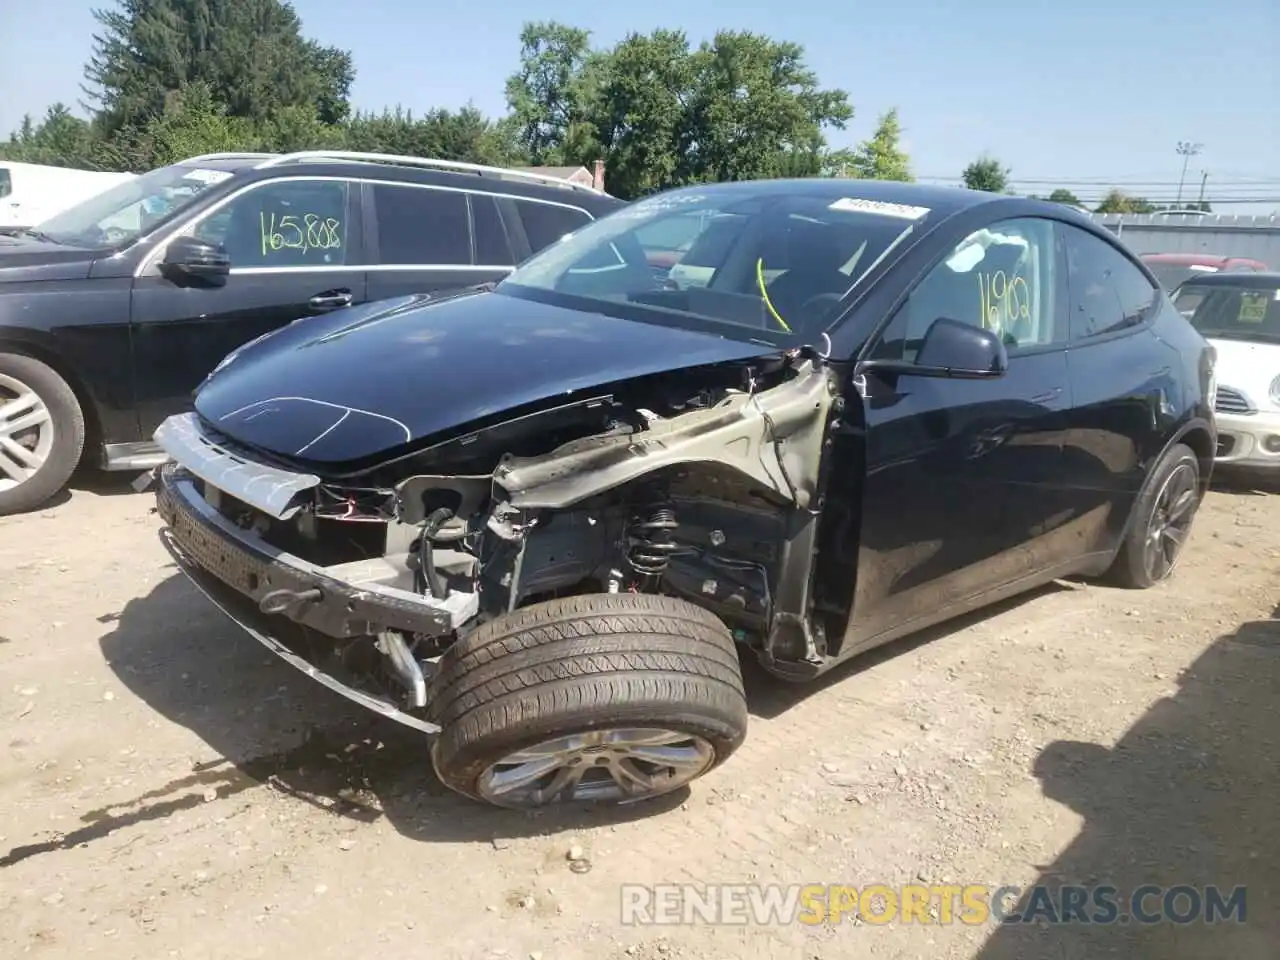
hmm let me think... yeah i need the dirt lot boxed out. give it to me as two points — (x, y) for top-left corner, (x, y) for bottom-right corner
(1, 473), (1277, 960)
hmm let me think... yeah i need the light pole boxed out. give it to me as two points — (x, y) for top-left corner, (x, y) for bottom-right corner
(1175, 141), (1203, 205)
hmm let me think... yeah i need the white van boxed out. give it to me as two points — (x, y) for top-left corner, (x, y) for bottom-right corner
(0, 161), (136, 232)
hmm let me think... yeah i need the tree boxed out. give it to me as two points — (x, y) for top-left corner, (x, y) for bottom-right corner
(1047, 188), (1082, 206)
(84, 0), (353, 137)
(586, 29), (696, 197)
(0, 104), (99, 168)
(345, 106), (523, 166)
(505, 23), (852, 199)
(846, 109), (912, 181)
(680, 31), (851, 187)
(503, 21), (596, 166)
(962, 155), (1010, 193)
(132, 83), (260, 166)
(1094, 189), (1157, 214)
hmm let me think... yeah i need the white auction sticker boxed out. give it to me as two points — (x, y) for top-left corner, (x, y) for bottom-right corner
(183, 168), (234, 185)
(828, 197), (930, 220)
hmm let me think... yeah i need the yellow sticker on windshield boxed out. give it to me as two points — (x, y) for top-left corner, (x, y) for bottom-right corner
(1238, 292), (1268, 324)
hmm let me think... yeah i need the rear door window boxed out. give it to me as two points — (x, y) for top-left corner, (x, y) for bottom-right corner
(0, 168), (11, 199)
(1061, 224), (1158, 341)
(373, 184), (470, 266)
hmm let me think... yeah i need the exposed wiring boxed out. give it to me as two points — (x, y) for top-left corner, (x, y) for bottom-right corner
(748, 390), (800, 505)
(755, 258), (791, 332)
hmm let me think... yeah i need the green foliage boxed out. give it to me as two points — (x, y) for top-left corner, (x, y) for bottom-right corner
(1047, 188), (1082, 206)
(135, 83), (261, 166)
(345, 107), (523, 167)
(0, 105), (100, 168)
(502, 21), (597, 166)
(5, 6), (908, 202)
(85, 0), (353, 134)
(1094, 189), (1157, 214)
(962, 155), (1011, 193)
(503, 23), (854, 198)
(845, 109), (912, 181)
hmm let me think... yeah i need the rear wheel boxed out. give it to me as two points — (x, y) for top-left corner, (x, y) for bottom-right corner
(427, 593), (748, 809)
(1106, 442), (1201, 589)
(0, 353), (85, 516)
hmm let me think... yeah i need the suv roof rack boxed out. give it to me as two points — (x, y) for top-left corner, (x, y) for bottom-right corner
(182, 152), (280, 163)
(253, 150), (605, 195)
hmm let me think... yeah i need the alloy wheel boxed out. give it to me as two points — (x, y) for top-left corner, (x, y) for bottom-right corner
(1143, 461), (1198, 583)
(475, 727), (716, 808)
(0, 373), (55, 493)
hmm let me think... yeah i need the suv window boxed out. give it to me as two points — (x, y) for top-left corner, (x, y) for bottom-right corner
(516, 200), (591, 251)
(373, 184), (469, 265)
(872, 217), (1060, 361)
(186, 179), (349, 269)
(470, 194), (514, 265)
(1062, 224), (1157, 340)
(0, 168), (11, 199)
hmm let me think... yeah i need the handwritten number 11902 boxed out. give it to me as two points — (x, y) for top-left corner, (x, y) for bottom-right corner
(260, 212), (342, 256)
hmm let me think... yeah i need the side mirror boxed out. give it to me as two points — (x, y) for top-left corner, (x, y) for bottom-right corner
(859, 316), (1009, 380)
(161, 236), (230, 286)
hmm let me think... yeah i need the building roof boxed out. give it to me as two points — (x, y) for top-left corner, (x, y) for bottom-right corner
(513, 166), (594, 184)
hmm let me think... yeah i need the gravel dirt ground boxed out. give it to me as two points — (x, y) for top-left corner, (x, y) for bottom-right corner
(1, 473), (1277, 960)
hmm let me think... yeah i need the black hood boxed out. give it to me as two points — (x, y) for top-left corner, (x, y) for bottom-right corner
(0, 233), (96, 282)
(193, 289), (778, 466)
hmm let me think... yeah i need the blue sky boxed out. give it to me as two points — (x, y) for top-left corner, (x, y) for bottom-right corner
(2, 0), (1277, 212)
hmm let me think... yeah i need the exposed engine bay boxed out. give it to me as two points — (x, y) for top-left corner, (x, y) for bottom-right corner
(154, 354), (840, 722)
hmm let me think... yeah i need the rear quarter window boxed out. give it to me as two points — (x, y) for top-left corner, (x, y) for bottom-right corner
(516, 200), (592, 252)
(0, 168), (11, 199)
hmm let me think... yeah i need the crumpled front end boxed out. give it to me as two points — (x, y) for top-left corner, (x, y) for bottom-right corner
(153, 355), (837, 731)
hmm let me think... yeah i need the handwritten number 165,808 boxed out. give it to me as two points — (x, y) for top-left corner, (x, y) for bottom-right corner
(976, 270), (1029, 332)
(260, 212), (342, 256)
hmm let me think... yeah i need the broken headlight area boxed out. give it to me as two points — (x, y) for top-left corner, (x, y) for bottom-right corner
(155, 355), (836, 724)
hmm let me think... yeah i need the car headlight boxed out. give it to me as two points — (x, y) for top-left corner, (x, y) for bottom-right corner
(1270, 374), (1280, 407)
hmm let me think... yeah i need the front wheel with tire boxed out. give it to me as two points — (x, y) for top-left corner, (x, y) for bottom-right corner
(427, 593), (748, 809)
(0, 353), (85, 516)
(1106, 442), (1202, 589)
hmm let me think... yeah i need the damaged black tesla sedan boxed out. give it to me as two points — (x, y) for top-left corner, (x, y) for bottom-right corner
(152, 179), (1216, 809)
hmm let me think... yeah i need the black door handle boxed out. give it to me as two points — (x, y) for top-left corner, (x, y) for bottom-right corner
(308, 290), (353, 310)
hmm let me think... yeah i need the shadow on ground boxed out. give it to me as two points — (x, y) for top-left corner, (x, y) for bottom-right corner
(741, 582), (1071, 718)
(63, 465), (146, 504)
(4, 572), (681, 862)
(973, 606), (1279, 960)
(1211, 470), (1280, 497)
(0, 571), (1076, 864)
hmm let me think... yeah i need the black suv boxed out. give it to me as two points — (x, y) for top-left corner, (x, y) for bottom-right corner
(0, 150), (622, 514)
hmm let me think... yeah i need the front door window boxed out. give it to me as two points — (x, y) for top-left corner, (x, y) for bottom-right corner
(873, 217), (1061, 361)
(185, 179), (350, 269)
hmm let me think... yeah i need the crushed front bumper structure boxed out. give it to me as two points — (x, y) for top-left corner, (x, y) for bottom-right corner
(155, 462), (464, 733)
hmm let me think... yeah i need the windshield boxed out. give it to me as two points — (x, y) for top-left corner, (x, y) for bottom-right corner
(498, 187), (925, 342)
(1173, 282), (1280, 343)
(1146, 262), (1217, 291)
(35, 163), (236, 247)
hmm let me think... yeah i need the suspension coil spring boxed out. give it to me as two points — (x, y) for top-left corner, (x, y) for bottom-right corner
(627, 501), (679, 576)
